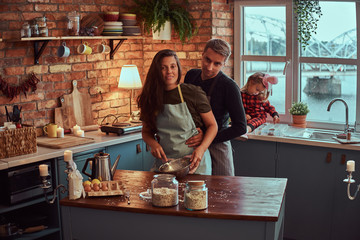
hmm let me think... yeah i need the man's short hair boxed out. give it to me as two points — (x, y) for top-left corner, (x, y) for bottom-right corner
(203, 38), (232, 62)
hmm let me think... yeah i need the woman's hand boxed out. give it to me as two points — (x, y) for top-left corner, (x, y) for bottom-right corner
(273, 116), (280, 124)
(188, 146), (205, 174)
(149, 142), (168, 163)
(185, 128), (203, 148)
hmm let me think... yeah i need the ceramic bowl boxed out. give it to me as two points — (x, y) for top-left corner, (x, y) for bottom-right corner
(104, 12), (119, 22)
(158, 157), (191, 179)
(122, 26), (141, 36)
(121, 19), (137, 26)
(119, 13), (136, 20)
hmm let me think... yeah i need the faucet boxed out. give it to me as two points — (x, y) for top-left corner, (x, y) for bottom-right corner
(327, 98), (353, 133)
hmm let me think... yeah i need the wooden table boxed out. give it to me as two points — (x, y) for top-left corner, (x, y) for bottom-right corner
(60, 170), (287, 240)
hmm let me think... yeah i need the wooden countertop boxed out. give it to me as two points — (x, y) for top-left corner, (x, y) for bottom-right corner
(60, 170), (287, 222)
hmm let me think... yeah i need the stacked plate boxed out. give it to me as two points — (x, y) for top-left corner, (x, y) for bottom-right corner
(120, 13), (141, 36)
(102, 21), (123, 36)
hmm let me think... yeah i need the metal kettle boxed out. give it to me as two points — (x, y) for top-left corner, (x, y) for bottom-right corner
(82, 152), (120, 181)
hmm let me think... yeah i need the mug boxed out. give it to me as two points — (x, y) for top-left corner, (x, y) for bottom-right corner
(97, 43), (111, 54)
(77, 42), (92, 55)
(57, 42), (70, 58)
(43, 123), (58, 138)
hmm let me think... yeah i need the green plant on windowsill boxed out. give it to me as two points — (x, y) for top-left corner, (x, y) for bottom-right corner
(289, 102), (310, 115)
(132, 0), (198, 44)
(293, 0), (322, 51)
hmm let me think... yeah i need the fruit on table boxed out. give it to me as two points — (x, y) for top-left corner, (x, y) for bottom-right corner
(83, 180), (91, 187)
(91, 179), (100, 185)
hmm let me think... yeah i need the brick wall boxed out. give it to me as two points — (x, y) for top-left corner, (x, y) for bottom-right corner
(0, 0), (234, 134)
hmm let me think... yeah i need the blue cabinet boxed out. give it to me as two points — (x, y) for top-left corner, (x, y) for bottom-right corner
(231, 139), (277, 177)
(142, 141), (154, 171)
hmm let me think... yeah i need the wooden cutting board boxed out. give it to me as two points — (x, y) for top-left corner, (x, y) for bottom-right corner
(61, 80), (94, 128)
(37, 135), (95, 149)
(54, 105), (76, 130)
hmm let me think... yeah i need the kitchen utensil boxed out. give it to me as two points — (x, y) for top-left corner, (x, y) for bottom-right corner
(125, 189), (131, 204)
(57, 42), (70, 58)
(77, 42), (92, 54)
(82, 152), (121, 181)
(158, 157), (191, 178)
(54, 104), (76, 131)
(37, 135), (95, 148)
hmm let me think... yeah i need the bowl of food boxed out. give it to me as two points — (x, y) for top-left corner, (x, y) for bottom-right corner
(158, 157), (191, 178)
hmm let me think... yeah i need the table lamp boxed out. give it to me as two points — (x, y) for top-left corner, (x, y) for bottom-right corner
(118, 65), (142, 124)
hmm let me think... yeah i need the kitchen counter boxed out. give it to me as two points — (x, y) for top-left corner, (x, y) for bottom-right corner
(60, 170), (287, 240)
(0, 130), (142, 170)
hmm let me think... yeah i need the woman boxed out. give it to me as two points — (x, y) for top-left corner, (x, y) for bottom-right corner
(137, 49), (217, 174)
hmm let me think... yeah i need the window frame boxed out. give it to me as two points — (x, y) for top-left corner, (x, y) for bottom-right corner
(234, 0), (360, 131)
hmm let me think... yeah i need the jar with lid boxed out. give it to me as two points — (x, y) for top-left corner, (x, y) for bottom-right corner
(184, 180), (208, 211)
(30, 22), (39, 37)
(39, 26), (48, 37)
(151, 174), (178, 207)
(35, 17), (47, 28)
(67, 11), (80, 36)
(21, 22), (31, 38)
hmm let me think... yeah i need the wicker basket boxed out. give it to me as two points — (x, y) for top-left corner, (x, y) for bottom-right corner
(0, 126), (37, 159)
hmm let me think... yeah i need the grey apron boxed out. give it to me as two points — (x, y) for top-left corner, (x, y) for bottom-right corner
(153, 85), (212, 175)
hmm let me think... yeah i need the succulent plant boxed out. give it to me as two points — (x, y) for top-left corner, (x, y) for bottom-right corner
(289, 102), (310, 115)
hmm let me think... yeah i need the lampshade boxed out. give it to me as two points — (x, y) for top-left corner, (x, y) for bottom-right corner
(118, 65), (142, 89)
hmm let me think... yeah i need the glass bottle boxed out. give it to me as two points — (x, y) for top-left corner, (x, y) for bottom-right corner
(30, 22), (39, 37)
(67, 11), (80, 36)
(151, 174), (178, 207)
(184, 180), (208, 211)
(21, 22), (31, 38)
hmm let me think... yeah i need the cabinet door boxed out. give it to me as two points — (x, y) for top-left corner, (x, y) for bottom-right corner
(331, 149), (360, 240)
(142, 140), (154, 171)
(106, 140), (143, 171)
(231, 139), (277, 177)
(277, 143), (335, 240)
(57, 148), (104, 199)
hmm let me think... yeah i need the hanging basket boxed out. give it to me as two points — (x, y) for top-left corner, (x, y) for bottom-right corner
(152, 20), (171, 41)
(291, 115), (307, 128)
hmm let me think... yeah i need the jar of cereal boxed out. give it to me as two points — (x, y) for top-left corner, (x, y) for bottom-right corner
(151, 174), (178, 207)
(184, 180), (208, 211)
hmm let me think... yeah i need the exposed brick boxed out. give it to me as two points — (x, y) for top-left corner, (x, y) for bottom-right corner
(38, 99), (57, 109)
(4, 66), (24, 76)
(50, 64), (72, 73)
(26, 65), (49, 75)
(72, 63), (93, 71)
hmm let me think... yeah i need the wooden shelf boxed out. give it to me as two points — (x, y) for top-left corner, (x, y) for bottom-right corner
(6, 35), (144, 65)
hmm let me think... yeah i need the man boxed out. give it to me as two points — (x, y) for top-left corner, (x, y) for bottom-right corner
(185, 38), (247, 176)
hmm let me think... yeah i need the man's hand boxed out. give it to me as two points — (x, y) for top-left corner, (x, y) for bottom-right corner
(185, 128), (204, 148)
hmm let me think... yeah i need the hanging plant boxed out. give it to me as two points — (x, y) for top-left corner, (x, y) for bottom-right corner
(293, 0), (322, 51)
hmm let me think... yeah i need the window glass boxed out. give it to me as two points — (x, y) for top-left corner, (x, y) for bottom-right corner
(244, 7), (286, 56)
(301, 2), (356, 58)
(300, 63), (357, 124)
(245, 61), (286, 114)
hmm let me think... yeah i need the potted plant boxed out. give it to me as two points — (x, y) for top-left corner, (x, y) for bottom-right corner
(132, 0), (197, 43)
(289, 102), (310, 128)
(293, 0), (322, 51)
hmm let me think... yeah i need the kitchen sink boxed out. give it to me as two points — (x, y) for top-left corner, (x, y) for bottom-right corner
(308, 131), (337, 140)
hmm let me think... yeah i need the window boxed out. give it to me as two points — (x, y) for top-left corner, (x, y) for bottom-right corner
(234, 0), (359, 131)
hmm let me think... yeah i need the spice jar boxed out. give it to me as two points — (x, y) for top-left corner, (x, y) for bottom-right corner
(184, 180), (208, 211)
(35, 17), (47, 28)
(39, 26), (48, 37)
(67, 11), (80, 36)
(21, 22), (31, 38)
(151, 174), (178, 207)
(30, 22), (39, 37)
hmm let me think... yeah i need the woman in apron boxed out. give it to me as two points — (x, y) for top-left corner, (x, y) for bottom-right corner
(138, 49), (217, 174)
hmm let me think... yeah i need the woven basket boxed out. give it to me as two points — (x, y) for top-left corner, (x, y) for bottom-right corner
(0, 126), (37, 159)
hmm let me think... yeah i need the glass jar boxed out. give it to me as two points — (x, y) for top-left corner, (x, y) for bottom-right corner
(39, 26), (48, 37)
(184, 180), (208, 211)
(21, 22), (31, 38)
(35, 17), (47, 28)
(67, 11), (80, 36)
(151, 174), (178, 207)
(30, 23), (39, 37)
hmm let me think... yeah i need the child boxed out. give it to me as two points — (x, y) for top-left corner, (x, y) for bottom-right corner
(241, 72), (280, 134)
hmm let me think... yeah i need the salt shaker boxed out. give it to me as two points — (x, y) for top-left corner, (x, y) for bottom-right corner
(151, 174), (178, 207)
(184, 180), (208, 210)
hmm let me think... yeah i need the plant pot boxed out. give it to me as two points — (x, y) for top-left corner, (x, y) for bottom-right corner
(292, 114), (307, 128)
(152, 20), (171, 40)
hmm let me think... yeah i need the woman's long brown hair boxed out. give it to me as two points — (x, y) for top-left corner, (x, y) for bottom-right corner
(137, 49), (182, 134)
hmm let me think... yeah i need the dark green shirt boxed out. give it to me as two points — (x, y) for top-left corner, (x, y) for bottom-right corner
(163, 83), (211, 128)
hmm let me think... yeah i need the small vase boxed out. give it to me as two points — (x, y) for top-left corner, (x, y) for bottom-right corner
(292, 115), (307, 128)
(152, 20), (171, 41)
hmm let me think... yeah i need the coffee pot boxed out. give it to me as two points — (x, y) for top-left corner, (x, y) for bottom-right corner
(82, 152), (120, 181)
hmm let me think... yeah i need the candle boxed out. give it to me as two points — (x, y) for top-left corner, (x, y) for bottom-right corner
(39, 164), (48, 176)
(72, 124), (81, 134)
(57, 126), (64, 138)
(347, 160), (355, 172)
(64, 150), (73, 162)
(76, 129), (84, 137)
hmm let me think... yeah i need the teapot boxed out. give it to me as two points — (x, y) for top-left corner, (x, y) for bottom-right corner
(82, 152), (120, 181)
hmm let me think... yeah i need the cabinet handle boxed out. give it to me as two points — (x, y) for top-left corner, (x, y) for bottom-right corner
(136, 144), (142, 153)
(341, 154), (346, 165)
(326, 152), (332, 163)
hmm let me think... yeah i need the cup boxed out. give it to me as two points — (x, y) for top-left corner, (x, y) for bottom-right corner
(97, 42), (111, 54)
(77, 42), (92, 55)
(43, 123), (58, 138)
(57, 42), (70, 58)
